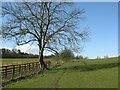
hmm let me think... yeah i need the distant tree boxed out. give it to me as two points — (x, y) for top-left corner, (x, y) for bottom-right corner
(104, 56), (108, 59)
(79, 55), (84, 59)
(84, 56), (88, 59)
(2, 48), (6, 58)
(12, 49), (18, 53)
(75, 55), (80, 59)
(60, 49), (74, 62)
(97, 56), (100, 59)
(2, 2), (89, 70)
(2, 48), (13, 58)
(75, 55), (83, 59)
(18, 50), (21, 54)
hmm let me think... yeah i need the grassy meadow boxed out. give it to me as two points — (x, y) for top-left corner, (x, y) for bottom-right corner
(1, 58), (52, 65)
(2, 57), (118, 88)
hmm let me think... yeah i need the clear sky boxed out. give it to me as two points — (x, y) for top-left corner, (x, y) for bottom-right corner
(75, 2), (118, 58)
(1, 2), (118, 58)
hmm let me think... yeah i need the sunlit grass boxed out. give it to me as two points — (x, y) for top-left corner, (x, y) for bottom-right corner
(3, 57), (118, 88)
(2, 58), (54, 65)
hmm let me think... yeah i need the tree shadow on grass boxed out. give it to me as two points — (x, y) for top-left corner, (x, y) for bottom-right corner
(49, 62), (119, 73)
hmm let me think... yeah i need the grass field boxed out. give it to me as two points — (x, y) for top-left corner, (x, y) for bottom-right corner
(1, 58), (38, 65)
(2, 57), (118, 88)
(1, 58), (53, 66)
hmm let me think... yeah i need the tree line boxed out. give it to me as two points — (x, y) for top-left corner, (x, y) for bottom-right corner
(1, 48), (39, 58)
(1, 48), (85, 61)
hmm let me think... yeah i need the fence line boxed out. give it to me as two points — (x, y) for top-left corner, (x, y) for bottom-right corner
(1, 62), (40, 84)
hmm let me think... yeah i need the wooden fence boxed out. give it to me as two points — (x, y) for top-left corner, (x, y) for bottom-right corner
(0, 62), (40, 84)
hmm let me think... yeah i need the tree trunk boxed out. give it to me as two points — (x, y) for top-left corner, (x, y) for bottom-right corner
(39, 47), (50, 72)
(39, 50), (46, 70)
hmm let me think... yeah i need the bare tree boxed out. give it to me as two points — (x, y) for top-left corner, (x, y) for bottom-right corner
(2, 2), (89, 70)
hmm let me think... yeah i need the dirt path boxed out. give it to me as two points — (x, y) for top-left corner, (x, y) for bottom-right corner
(55, 71), (65, 88)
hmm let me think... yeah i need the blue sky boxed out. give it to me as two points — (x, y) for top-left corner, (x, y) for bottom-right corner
(1, 2), (118, 58)
(75, 2), (118, 58)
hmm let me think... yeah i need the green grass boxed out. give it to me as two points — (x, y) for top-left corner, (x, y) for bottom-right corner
(1, 58), (38, 65)
(3, 57), (118, 88)
(58, 67), (118, 88)
(1, 58), (54, 65)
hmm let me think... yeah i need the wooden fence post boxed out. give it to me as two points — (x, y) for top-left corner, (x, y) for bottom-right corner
(28, 63), (30, 75)
(5, 66), (7, 79)
(24, 64), (26, 76)
(12, 65), (15, 80)
(21, 64), (23, 78)
(19, 64), (21, 78)
(32, 63), (34, 73)
(35, 62), (37, 73)
(37, 62), (40, 73)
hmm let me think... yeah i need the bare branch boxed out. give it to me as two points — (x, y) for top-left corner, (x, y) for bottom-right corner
(45, 47), (59, 54)
(2, 2), (89, 59)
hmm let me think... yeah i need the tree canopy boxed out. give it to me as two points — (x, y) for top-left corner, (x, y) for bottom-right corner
(60, 49), (74, 62)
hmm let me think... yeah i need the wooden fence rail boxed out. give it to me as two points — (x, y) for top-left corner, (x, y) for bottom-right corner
(0, 62), (40, 84)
